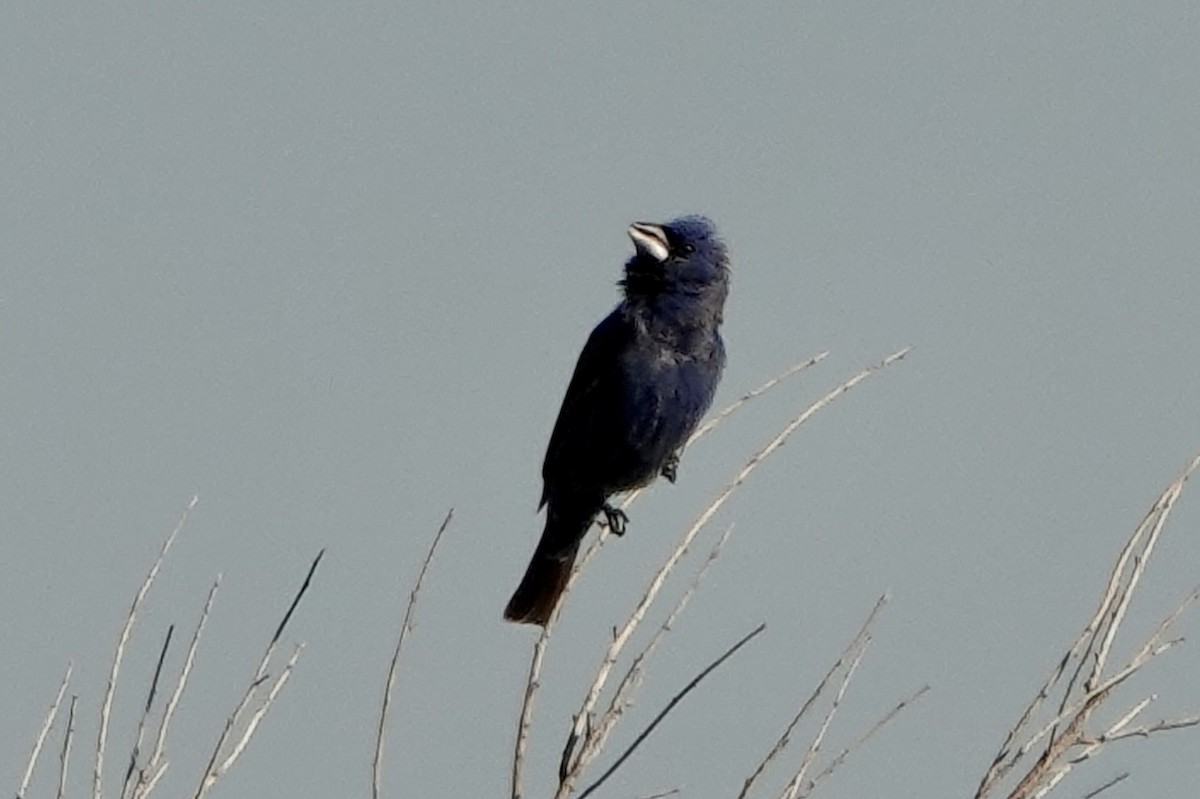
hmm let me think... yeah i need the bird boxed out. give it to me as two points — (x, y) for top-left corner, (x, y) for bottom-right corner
(504, 215), (730, 626)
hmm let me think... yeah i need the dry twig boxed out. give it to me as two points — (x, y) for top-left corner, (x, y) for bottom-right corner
(558, 348), (911, 796)
(780, 636), (870, 799)
(740, 596), (886, 799)
(510, 352), (832, 797)
(58, 696), (78, 799)
(131, 578), (221, 799)
(120, 624), (174, 799)
(17, 662), (72, 799)
(373, 508), (453, 799)
(95, 495), (198, 799)
(584, 523), (737, 768)
(798, 684), (929, 798)
(577, 623), (767, 799)
(193, 549), (323, 799)
(974, 453), (1200, 799)
(1082, 772), (1128, 798)
(688, 352), (829, 443)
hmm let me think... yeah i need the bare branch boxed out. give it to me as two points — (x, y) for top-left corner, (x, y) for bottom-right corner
(799, 685), (930, 798)
(512, 353), (855, 795)
(512, 629), (550, 799)
(739, 597), (888, 799)
(1082, 772), (1128, 799)
(95, 495), (198, 799)
(18, 662), (72, 799)
(373, 508), (453, 799)
(1086, 465), (1184, 690)
(688, 352), (828, 444)
(1032, 696), (1153, 799)
(578, 352), (840, 591)
(121, 624), (175, 799)
(562, 349), (912, 794)
(780, 637), (871, 799)
(57, 696), (78, 799)
(1089, 709), (1200, 744)
(132, 577), (220, 799)
(215, 643), (305, 775)
(974, 453), (1200, 799)
(194, 549), (323, 799)
(577, 623), (767, 799)
(585, 524), (737, 766)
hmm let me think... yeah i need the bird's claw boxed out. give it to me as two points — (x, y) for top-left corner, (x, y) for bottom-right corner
(661, 453), (680, 483)
(601, 504), (629, 536)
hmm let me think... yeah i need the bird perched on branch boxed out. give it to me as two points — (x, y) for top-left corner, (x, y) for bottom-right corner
(504, 215), (730, 625)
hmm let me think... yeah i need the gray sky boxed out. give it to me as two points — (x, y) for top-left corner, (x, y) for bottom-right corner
(4, 2), (1199, 797)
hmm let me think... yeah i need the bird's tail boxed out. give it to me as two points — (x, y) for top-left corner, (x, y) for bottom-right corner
(503, 539), (579, 626)
(504, 505), (593, 626)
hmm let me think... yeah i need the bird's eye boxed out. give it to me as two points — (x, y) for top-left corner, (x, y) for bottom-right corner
(677, 243), (695, 256)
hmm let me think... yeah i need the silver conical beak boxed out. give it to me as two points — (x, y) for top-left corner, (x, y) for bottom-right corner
(627, 222), (670, 262)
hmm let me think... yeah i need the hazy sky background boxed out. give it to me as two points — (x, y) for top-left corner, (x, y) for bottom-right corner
(4, 2), (1199, 797)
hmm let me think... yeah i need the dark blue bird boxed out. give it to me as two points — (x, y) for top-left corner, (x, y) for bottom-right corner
(504, 215), (730, 625)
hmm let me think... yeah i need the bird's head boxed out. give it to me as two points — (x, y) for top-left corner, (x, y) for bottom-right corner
(621, 215), (730, 309)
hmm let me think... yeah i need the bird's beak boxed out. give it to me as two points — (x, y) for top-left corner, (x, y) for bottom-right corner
(628, 222), (670, 262)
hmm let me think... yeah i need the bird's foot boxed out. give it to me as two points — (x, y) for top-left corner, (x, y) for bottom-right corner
(660, 453), (680, 484)
(601, 504), (629, 536)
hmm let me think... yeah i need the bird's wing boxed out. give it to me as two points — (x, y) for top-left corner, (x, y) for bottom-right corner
(540, 307), (634, 504)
